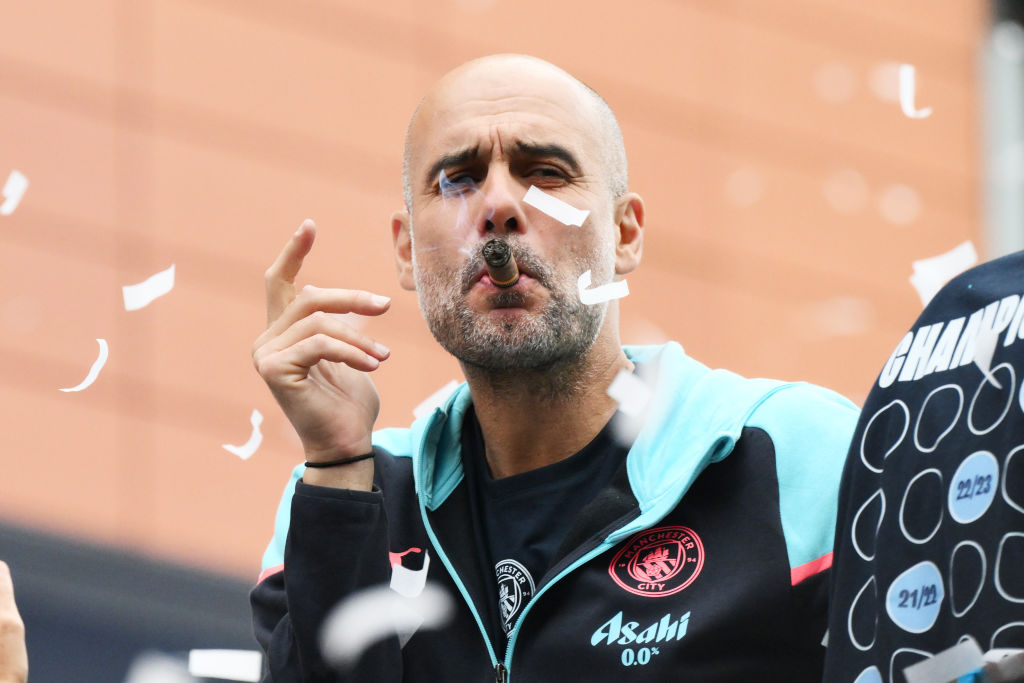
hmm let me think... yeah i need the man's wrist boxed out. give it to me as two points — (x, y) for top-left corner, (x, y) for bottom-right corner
(302, 456), (374, 490)
(304, 451), (375, 468)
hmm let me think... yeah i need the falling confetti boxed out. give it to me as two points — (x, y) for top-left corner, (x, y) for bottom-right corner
(412, 380), (460, 419)
(523, 186), (590, 226)
(222, 409), (264, 460)
(578, 270), (629, 305)
(606, 364), (658, 447)
(123, 651), (194, 683)
(187, 650), (262, 683)
(59, 339), (109, 393)
(898, 64), (932, 119)
(902, 637), (983, 683)
(908, 241), (978, 307)
(0, 170), (28, 216)
(123, 264), (176, 311)
(320, 582), (454, 669)
(606, 369), (652, 418)
(390, 549), (431, 598)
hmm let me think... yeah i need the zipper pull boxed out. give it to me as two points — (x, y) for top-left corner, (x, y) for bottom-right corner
(494, 663), (508, 683)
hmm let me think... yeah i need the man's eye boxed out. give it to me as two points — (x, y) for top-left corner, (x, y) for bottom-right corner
(530, 167), (566, 179)
(439, 171), (477, 196)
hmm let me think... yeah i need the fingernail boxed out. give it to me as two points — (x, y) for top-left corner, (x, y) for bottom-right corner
(375, 342), (390, 356)
(371, 294), (391, 306)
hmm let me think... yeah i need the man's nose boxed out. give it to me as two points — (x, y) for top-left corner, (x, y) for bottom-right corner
(479, 168), (527, 235)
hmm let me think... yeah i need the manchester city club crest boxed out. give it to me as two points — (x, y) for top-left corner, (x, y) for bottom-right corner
(609, 526), (705, 597)
(495, 558), (535, 635)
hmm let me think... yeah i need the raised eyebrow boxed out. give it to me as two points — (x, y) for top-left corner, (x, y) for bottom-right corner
(511, 142), (581, 175)
(424, 146), (479, 191)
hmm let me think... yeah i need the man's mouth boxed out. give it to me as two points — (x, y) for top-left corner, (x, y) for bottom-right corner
(476, 271), (534, 290)
(468, 268), (534, 309)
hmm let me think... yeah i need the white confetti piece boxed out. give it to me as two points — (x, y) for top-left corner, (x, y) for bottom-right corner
(523, 186), (590, 227)
(59, 338), (109, 392)
(983, 648), (1024, 663)
(123, 651), (193, 683)
(904, 637), (982, 683)
(320, 582), (454, 668)
(908, 241), (977, 307)
(123, 264), (175, 311)
(606, 369), (652, 418)
(187, 650), (262, 682)
(973, 323), (1003, 389)
(390, 551), (430, 598)
(222, 409), (264, 460)
(412, 380), (460, 419)
(578, 270), (629, 306)
(0, 170), (28, 216)
(899, 64), (932, 119)
(607, 364), (658, 447)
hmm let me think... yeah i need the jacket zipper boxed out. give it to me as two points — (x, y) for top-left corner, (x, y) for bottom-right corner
(501, 540), (616, 681)
(414, 418), (641, 681)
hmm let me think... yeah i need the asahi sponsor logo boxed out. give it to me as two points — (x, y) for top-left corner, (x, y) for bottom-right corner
(590, 610), (691, 646)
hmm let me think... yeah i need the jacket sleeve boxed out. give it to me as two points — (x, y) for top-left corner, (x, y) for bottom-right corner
(748, 382), (861, 583)
(250, 481), (403, 682)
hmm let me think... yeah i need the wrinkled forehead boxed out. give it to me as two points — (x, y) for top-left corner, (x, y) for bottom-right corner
(410, 65), (604, 176)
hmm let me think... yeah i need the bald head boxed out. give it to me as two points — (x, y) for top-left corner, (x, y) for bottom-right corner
(401, 54), (627, 211)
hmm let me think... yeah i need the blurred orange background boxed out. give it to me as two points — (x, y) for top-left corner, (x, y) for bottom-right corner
(0, 0), (985, 580)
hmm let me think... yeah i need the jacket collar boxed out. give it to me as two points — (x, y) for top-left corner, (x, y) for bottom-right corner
(405, 343), (791, 531)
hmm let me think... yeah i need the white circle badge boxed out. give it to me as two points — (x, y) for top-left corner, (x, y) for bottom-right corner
(948, 451), (999, 524)
(885, 561), (944, 633)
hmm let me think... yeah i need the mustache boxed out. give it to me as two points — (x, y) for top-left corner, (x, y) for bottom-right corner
(459, 239), (555, 294)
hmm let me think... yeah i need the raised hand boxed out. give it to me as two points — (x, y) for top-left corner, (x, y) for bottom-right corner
(253, 220), (391, 487)
(0, 562), (27, 683)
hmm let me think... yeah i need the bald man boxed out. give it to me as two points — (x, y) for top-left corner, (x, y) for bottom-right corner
(251, 54), (858, 682)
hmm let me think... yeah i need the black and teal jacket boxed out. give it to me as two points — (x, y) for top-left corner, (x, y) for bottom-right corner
(251, 343), (859, 682)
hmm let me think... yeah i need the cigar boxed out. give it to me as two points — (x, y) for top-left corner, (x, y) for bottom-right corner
(482, 239), (520, 287)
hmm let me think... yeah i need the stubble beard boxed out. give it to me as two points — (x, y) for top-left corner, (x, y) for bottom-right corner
(415, 240), (610, 376)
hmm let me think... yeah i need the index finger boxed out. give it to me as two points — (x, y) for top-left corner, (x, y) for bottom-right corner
(265, 219), (317, 326)
(0, 561), (17, 610)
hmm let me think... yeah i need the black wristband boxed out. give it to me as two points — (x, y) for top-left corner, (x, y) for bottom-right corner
(304, 451), (375, 468)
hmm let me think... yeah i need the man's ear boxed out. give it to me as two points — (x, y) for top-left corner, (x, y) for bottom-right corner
(613, 192), (644, 275)
(391, 209), (416, 291)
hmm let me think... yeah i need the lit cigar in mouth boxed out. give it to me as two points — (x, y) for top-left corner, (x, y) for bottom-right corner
(481, 239), (520, 288)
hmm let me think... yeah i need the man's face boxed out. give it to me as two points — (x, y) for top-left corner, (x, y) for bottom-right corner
(402, 62), (618, 372)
